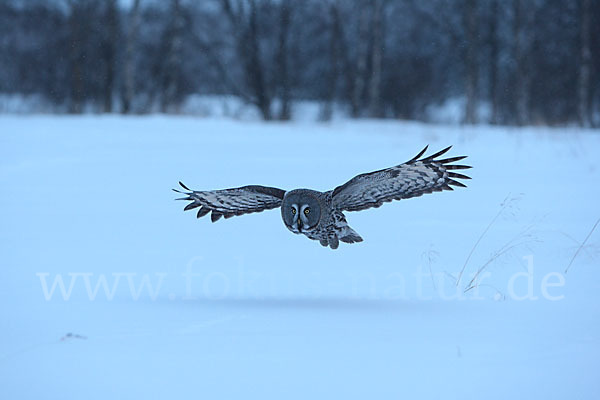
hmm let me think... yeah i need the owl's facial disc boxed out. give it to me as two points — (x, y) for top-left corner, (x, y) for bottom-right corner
(281, 191), (321, 234)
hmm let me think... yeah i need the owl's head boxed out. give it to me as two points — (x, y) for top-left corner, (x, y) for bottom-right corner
(281, 189), (322, 233)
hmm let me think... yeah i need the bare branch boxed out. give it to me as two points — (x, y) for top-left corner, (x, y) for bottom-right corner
(565, 217), (600, 274)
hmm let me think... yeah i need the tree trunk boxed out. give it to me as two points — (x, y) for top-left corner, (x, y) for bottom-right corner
(245, 0), (271, 120)
(578, 0), (592, 127)
(276, 0), (291, 120)
(322, 0), (342, 121)
(122, 0), (141, 114)
(103, 0), (118, 113)
(161, 0), (184, 113)
(513, 0), (529, 126)
(220, 0), (272, 120)
(368, 0), (384, 118)
(68, 1), (84, 114)
(488, 0), (499, 124)
(351, 2), (370, 118)
(463, 0), (478, 124)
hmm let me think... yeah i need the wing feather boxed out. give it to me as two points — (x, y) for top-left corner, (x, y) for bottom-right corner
(174, 182), (285, 222)
(331, 146), (471, 212)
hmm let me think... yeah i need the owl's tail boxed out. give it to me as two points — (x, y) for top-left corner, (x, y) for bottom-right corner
(322, 216), (363, 249)
(319, 226), (363, 249)
(338, 225), (363, 245)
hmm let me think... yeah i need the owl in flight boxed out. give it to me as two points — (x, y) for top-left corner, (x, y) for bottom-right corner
(175, 146), (471, 249)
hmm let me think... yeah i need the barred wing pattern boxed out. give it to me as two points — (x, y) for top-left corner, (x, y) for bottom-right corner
(331, 146), (471, 212)
(174, 182), (285, 222)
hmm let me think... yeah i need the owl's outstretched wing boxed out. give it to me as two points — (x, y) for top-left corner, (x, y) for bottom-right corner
(174, 182), (285, 222)
(331, 146), (471, 212)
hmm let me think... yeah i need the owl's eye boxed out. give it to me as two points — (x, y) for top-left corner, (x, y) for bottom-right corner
(291, 207), (296, 214)
(304, 207), (310, 215)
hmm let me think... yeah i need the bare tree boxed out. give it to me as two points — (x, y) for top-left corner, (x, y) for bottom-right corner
(463, 0), (478, 124)
(245, 0), (271, 119)
(161, 0), (185, 113)
(578, 0), (592, 127)
(67, 0), (84, 113)
(368, 0), (384, 118)
(276, 0), (292, 120)
(488, 0), (499, 124)
(512, 0), (530, 126)
(219, 0), (273, 120)
(121, 0), (141, 114)
(102, 0), (119, 113)
(351, 1), (370, 118)
(321, 0), (342, 120)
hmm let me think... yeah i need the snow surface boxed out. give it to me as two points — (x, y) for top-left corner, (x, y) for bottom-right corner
(1, 115), (599, 399)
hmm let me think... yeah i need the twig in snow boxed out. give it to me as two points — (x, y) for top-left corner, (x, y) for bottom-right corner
(60, 332), (88, 341)
(559, 231), (596, 260)
(465, 283), (506, 300)
(421, 246), (439, 290)
(565, 217), (600, 274)
(456, 194), (516, 286)
(464, 224), (539, 293)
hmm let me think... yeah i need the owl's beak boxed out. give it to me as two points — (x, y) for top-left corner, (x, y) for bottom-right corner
(296, 220), (302, 233)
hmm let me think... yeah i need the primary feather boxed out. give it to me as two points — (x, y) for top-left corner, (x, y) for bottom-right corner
(331, 145), (471, 212)
(174, 182), (285, 222)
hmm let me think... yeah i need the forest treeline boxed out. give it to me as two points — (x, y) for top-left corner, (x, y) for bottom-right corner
(0, 0), (598, 126)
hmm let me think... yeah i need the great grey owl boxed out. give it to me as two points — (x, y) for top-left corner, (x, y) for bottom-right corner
(174, 146), (471, 249)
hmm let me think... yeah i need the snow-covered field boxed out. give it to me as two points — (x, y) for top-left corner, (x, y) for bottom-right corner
(1, 115), (599, 399)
